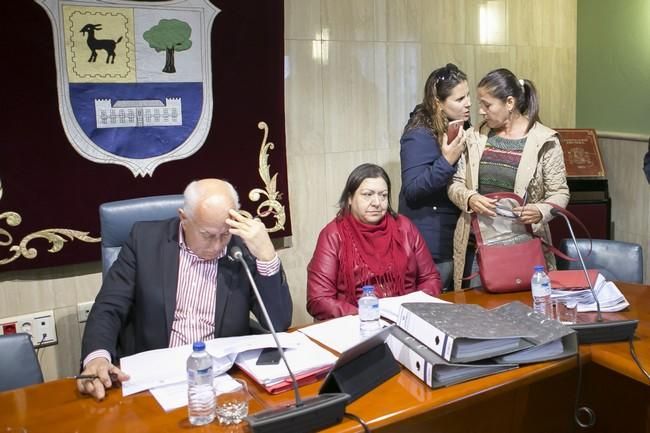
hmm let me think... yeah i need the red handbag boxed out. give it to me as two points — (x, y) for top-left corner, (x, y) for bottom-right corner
(471, 193), (546, 293)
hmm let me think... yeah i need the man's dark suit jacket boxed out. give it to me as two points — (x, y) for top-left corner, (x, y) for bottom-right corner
(81, 217), (292, 362)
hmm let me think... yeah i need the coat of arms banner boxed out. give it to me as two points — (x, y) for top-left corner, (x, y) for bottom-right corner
(0, 0), (290, 271)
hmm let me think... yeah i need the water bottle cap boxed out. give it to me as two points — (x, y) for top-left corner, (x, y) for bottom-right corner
(362, 285), (375, 294)
(533, 265), (544, 272)
(192, 341), (205, 351)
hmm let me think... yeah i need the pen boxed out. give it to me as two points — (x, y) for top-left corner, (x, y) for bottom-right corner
(73, 373), (119, 381)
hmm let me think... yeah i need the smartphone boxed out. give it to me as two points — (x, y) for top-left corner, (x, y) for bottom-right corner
(447, 119), (464, 143)
(255, 347), (282, 365)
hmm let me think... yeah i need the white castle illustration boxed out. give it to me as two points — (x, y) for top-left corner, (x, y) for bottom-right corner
(94, 98), (183, 128)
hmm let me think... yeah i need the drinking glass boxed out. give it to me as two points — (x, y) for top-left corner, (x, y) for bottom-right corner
(215, 378), (250, 425)
(554, 300), (578, 324)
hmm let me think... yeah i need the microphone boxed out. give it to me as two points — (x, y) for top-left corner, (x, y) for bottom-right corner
(550, 209), (637, 343)
(230, 246), (349, 433)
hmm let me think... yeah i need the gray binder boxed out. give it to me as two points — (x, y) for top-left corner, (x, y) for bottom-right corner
(387, 327), (519, 389)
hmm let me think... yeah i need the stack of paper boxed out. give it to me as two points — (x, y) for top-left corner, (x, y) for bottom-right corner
(378, 291), (449, 322)
(235, 332), (338, 393)
(150, 374), (240, 412)
(298, 315), (390, 353)
(119, 333), (304, 408)
(551, 273), (630, 312)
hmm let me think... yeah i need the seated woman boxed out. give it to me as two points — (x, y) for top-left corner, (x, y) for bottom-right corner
(307, 163), (442, 320)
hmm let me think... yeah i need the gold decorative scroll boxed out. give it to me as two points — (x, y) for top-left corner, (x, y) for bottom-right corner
(239, 121), (286, 233)
(0, 121), (285, 266)
(0, 179), (100, 266)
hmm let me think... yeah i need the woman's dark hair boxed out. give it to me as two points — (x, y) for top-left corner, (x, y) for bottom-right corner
(477, 68), (540, 132)
(337, 163), (397, 218)
(404, 63), (469, 143)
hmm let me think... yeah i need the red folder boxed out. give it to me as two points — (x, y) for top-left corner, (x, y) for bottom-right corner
(548, 270), (600, 290)
(238, 364), (332, 394)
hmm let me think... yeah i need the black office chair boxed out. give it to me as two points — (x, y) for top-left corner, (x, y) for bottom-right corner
(99, 194), (184, 275)
(98, 194), (184, 357)
(557, 239), (644, 283)
(0, 333), (44, 391)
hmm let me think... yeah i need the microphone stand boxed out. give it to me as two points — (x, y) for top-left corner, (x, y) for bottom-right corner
(231, 247), (349, 433)
(553, 211), (602, 322)
(551, 210), (637, 344)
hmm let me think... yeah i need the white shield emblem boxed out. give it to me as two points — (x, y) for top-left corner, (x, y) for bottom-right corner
(36, 0), (220, 176)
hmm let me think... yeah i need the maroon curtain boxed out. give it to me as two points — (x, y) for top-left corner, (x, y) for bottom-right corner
(0, 0), (290, 271)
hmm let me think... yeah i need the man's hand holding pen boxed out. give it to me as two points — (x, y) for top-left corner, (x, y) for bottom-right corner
(76, 357), (130, 401)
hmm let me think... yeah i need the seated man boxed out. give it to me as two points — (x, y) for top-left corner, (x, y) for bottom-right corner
(78, 179), (292, 400)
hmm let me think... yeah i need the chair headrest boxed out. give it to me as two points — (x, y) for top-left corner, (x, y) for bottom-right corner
(99, 194), (184, 274)
(99, 194), (184, 248)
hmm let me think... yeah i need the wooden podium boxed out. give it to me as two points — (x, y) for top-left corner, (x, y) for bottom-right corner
(550, 129), (610, 244)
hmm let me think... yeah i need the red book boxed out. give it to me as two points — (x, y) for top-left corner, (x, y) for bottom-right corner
(548, 270), (600, 290)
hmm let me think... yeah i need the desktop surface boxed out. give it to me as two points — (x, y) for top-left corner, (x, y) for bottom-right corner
(1, 282), (648, 433)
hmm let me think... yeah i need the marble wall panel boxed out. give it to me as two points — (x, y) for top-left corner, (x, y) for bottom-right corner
(322, 42), (388, 153)
(386, 43), (421, 148)
(385, 0), (421, 42)
(321, 0), (377, 41)
(598, 137), (649, 283)
(284, 39), (325, 156)
(284, 0), (322, 40)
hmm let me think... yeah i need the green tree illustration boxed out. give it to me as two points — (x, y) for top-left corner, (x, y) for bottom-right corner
(143, 19), (192, 73)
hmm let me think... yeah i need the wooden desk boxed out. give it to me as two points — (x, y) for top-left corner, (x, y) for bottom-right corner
(1, 284), (648, 433)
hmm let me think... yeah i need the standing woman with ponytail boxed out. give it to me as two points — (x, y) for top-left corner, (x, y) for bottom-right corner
(447, 68), (570, 291)
(399, 63), (471, 290)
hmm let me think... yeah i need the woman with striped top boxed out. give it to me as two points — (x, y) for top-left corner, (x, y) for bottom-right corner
(447, 68), (570, 291)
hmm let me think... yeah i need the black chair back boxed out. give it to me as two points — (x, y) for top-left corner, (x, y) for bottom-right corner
(98, 194), (184, 356)
(0, 333), (43, 391)
(99, 194), (184, 276)
(557, 239), (644, 283)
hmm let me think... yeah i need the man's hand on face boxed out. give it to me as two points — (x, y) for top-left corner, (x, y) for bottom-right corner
(225, 209), (276, 261)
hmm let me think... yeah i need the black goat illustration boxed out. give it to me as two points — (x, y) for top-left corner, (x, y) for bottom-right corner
(80, 24), (123, 64)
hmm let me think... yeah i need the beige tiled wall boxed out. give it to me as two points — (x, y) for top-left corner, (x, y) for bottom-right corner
(598, 137), (650, 282)
(1, 0), (584, 381)
(283, 0), (578, 327)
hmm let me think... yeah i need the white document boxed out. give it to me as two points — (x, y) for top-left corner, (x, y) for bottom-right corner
(235, 332), (337, 386)
(120, 333), (303, 396)
(150, 374), (238, 412)
(551, 274), (630, 312)
(297, 315), (390, 353)
(378, 291), (449, 322)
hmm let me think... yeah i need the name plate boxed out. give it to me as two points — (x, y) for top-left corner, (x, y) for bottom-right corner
(556, 129), (605, 178)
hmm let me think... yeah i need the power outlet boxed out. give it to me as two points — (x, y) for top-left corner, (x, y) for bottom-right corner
(0, 310), (57, 347)
(77, 301), (94, 323)
(31, 313), (57, 346)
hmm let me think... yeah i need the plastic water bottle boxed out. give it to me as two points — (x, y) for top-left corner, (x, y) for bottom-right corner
(358, 285), (380, 338)
(531, 265), (551, 318)
(187, 341), (216, 425)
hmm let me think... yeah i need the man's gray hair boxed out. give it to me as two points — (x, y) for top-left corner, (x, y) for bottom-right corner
(183, 179), (240, 219)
